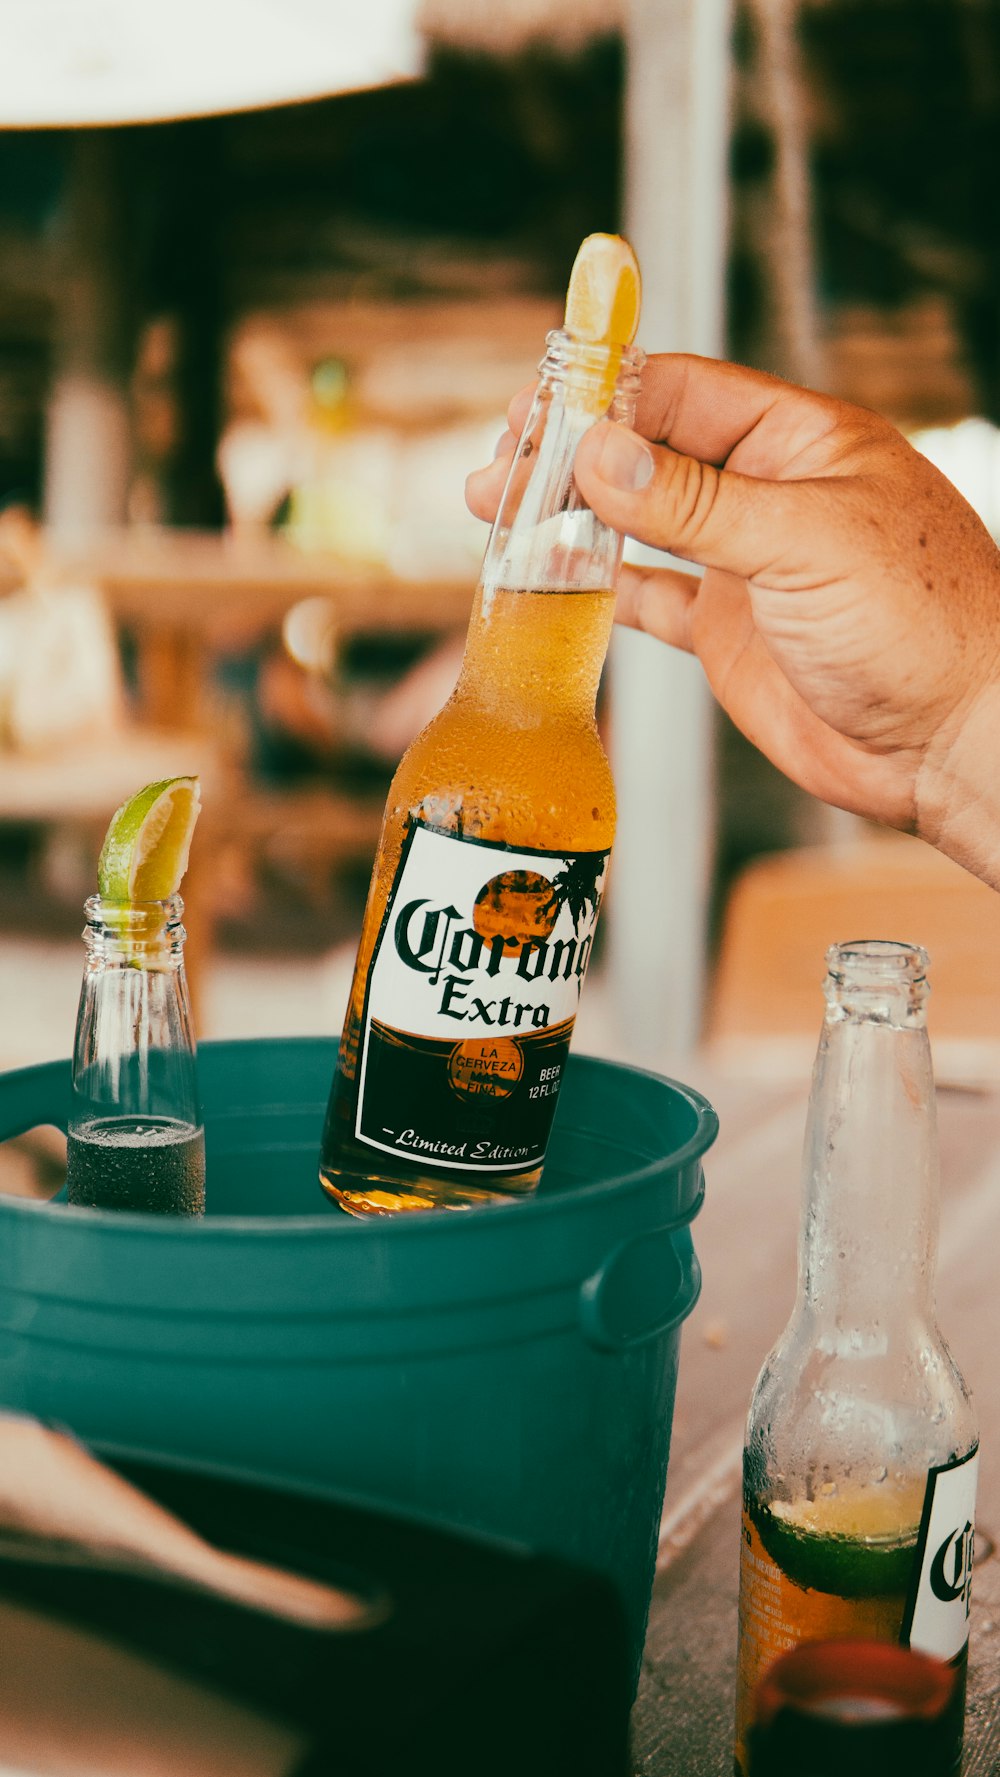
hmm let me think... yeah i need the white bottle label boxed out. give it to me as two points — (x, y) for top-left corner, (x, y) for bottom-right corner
(354, 822), (610, 1171)
(904, 1443), (978, 1662)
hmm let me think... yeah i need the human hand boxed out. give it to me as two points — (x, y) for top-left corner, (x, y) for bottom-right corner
(467, 356), (1000, 887)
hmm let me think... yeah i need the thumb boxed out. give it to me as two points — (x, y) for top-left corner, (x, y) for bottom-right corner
(574, 420), (792, 580)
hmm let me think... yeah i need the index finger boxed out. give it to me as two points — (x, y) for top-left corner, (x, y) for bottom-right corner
(505, 383), (536, 437)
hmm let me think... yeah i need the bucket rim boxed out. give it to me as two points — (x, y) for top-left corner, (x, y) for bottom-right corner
(0, 1043), (718, 1239)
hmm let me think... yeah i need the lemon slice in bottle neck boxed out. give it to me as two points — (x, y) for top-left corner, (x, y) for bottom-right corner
(562, 232), (642, 414)
(564, 232), (642, 348)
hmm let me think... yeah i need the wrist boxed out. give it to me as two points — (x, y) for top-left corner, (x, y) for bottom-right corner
(916, 675), (1000, 889)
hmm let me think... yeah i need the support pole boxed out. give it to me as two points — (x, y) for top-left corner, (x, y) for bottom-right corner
(43, 131), (133, 540)
(607, 0), (733, 1066)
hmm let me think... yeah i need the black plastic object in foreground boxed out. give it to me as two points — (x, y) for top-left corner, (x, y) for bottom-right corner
(747, 1638), (963, 1777)
(0, 1445), (631, 1777)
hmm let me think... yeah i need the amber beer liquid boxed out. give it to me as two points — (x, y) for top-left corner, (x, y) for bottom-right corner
(320, 332), (643, 1214)
(733, 942), (978, 1777)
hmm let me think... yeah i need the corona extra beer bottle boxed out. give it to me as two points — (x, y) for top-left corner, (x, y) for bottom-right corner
(733, 941), (978, 1776)
(319, 235), (643, 1214)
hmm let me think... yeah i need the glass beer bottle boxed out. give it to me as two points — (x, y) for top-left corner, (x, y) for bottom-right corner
(66, 894), (206, 1215)
(733, 941), (978, 1777)
(320, 276), (643, 1215)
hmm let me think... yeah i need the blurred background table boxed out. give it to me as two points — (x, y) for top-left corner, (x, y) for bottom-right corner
(5, 528), (475, 730)
(0, 531), (476, 1022)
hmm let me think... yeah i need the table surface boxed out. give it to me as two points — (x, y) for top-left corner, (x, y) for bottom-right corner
(29, 527), (476, 735)
(632, 1068), (1000, 1775)
(33, 528), (476, 639)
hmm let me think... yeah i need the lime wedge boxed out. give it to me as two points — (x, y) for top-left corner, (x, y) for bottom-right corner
(98, 776), (202, 903)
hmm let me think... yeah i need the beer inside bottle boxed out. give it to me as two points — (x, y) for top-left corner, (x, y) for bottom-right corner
(737, 1474), (974, 1777)
(320, 328), (643, 1214)
(733, 942), (978, 1776)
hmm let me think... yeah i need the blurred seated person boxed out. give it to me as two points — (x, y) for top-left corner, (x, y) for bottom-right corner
(255, 610), (467, 789)
(216, 338), (482, 788)
(0, 504), (123, 754)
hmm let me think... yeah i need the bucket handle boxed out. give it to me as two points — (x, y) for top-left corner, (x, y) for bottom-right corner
(579, 1220), (702, 1354)
(0, 1059), (71, 1141)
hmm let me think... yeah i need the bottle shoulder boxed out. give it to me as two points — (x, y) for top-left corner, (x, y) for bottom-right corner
(384, 696), (616, 854)
(745, 1315), (979, 1489)
(396, 691), (610, 757)
(748, 1309), (977, 1409)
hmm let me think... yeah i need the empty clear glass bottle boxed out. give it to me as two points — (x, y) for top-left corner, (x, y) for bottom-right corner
(66, 895), (206, 1215)
(734, 941), (978, 1777)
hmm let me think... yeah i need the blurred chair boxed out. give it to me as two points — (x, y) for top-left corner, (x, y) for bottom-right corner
(707, 833), (1000, 1086)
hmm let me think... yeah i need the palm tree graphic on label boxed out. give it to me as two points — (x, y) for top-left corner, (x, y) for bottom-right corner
(472, 855), (607, 953)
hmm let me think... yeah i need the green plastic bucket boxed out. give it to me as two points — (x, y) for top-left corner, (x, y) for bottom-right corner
(0, 1037), (715, 1676)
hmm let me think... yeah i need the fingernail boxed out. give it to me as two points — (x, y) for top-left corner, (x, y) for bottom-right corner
(592, 427), (653, 492)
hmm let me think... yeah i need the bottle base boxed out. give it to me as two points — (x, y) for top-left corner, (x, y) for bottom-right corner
(319, 1164), (540, 1217)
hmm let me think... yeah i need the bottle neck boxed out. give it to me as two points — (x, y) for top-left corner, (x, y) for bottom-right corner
(459, 331), (642, 722)
(799, 942), (938, 1327)
(481, 330), (643, 597)
(72, 894), (198, 1132)
(453, 581), (617, 724)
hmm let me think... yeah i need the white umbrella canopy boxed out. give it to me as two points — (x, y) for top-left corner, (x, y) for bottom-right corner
(0, 0), (424, 127)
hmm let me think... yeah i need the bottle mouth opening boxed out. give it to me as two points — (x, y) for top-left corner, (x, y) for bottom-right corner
(825, 938), (928, 982)
(83, 894), (186, 956)
(86, 893), (184, 921)
(823, 938), (929, 1014)
(539, 328), (645, 392)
